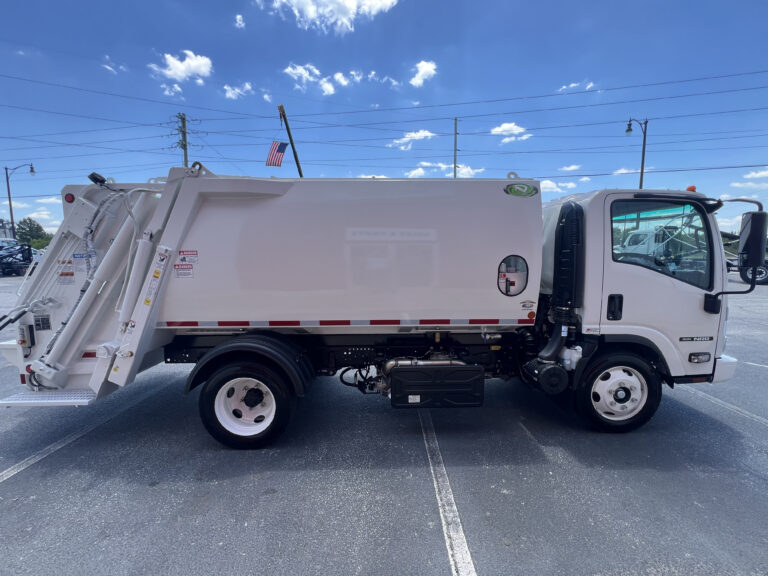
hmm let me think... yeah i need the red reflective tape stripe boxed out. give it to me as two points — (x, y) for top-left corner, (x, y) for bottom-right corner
(518, 319), (535, 325)
(81, 351), (97, 359)
(269, 321), (301, 327)
(370, 319), (401, 326)
(217, 321), (249, 327)
(20, 374), (26, 385)
(419, 319), (450, 325)
(166, 321), (199, 327)
(319, 320), (351, 326)
(468, 319), (499, 325)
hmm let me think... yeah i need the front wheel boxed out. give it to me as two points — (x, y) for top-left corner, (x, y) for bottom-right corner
(199, 363), (296, 449)
(739, 265), (768, 285)
(577, 353), (662, 432)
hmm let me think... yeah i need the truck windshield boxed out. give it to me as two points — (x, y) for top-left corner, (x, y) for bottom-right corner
(611, 200), (713, 290)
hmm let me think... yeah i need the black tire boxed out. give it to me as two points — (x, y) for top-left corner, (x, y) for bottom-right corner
(577, 353), (662, 432)
(739, 265), (768, 285)
(199, 363), (296, 449)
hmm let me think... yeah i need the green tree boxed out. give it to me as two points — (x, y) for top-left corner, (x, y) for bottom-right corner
(16, 217), (53, 248)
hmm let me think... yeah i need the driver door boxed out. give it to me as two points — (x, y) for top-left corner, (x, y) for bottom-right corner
(600, 194), (724, 377)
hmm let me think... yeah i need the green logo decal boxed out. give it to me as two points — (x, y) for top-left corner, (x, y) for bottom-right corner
(504, 183), (538, 197)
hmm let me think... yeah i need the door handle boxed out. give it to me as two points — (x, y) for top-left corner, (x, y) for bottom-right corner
(607, 294), (623, 321)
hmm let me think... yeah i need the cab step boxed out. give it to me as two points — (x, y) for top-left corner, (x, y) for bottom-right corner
(0, 390), (97, 407)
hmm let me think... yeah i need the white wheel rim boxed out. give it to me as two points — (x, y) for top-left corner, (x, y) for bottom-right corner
(214, 377), (277, 436)
(589, 365), (648, 422)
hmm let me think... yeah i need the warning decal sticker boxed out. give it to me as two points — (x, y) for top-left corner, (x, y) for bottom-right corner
(175, 250), (197, 278)
(174, 263), (194, 278)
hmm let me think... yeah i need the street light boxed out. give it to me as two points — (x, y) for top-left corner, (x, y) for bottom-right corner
(3, 162), (35, 240)
(625, 118), (648, 189)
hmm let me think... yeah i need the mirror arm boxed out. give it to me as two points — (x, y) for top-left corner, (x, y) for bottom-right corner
(704, 270), (757, 314)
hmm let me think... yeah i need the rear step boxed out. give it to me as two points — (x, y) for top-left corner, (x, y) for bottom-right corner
(0, 390), (97, 407)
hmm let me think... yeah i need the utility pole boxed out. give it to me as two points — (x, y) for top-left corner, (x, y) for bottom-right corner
(177, 112), (189, 168)
(453, 117), (458, 179)
(278, 105), (303, 178)
(625, 118), (648, 189)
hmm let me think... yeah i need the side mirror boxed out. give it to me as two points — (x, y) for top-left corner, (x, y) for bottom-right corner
(738, 211), (767, 268)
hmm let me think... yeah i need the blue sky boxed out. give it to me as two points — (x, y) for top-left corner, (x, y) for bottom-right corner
(2, 0), (768, 233)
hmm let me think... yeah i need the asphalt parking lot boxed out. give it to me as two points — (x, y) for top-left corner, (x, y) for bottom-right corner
(1, 275), (767, 576)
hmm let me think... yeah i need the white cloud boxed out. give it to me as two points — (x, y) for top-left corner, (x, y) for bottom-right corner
(223, 82), (254, 100)
(36, 197), (62, 204)
(409, 60), (437, 87)
(235, 14), (246, 28)
(319, 77), (335, 95)
(730, 181), (768, 190)
(585, 81), (595, 90)
(261, 0), (399, 34)
(161, 83), (183, 97)
(417, 161), (484, 178)
(716, 215), (743, 233)
(148, 50), (212, 83)
(262, 89), (273, 103)
(4, 201), (30, 208)
(333, 72), (350, 86)
(411, 100), (420, 106)
(26, 209), (52, 221)
(719, 194), (732, 200)
(558, 82), (580, 92)
(388, 129), (436, 151)
(579, 176), (591, 182)
(406, 167), (426, 178)
(350, 70), (363, 83)
(541, 180), (578, 193)
(455, 164), (485, 178)
(490, 122), (531, 143)
(364, 70), (399, 88)
(613, 167), (636, 175)
(381, 75), (400, 88)
(559, 164), (581, 172)
(744, 167), (768, 179)
(283, 62), (321, 91)
(359, 174), (388, 178)
(102, 55), (127, 75)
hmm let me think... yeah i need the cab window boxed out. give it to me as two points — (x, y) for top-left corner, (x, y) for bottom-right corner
(611, 200), (712, 290)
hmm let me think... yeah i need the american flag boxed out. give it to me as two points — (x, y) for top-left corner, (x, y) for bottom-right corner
(266, 141), (289, 167)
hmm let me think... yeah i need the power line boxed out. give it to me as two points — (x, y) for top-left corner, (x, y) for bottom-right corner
(0, 102), (173, 128)
(6, 68), (765, 122)
(0, 133), (173, 153)
(290, 69), (768, 117)
(288, 85), (768, 129)
(0, 73), (272, 119)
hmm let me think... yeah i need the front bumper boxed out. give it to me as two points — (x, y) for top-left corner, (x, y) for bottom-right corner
(712, 354), (738, 383)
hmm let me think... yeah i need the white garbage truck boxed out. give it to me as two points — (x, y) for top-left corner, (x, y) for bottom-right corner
(1, 164), (765, 448)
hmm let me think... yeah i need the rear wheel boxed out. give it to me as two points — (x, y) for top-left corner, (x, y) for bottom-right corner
(739, 265), (768, 285)
(199, 363), (296, 449)
(577, 353), (662, 432)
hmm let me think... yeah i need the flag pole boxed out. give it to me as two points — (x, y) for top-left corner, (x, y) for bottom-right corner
(278, 105), (304, 178)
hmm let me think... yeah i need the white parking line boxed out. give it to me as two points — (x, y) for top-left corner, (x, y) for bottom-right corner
(418, 409), (477, 576)
(0, 385), (165, 484)
(679, 387), (768, 428)
(745, 362), (768, 369)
